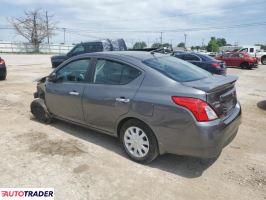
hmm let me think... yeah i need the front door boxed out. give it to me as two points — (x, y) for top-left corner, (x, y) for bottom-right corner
(82, 58), (144, 133)
(45, 58), (91, 123)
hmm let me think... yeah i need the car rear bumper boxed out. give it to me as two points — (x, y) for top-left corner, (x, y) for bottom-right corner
(153, 102), (241, 158)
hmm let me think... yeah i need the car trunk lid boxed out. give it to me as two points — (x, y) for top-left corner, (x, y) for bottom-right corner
(182, 75), (238, 117)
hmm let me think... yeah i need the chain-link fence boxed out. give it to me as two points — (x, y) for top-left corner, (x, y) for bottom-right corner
(0, 41), (74, 54)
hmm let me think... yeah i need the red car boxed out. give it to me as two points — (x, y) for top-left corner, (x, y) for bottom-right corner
(0, 57), (7, 80)
(216, 52), (258, 69)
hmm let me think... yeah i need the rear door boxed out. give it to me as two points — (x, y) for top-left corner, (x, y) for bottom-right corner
(82, 58), (144, 133)
(182, 54), (208, 70)
(45, 58), (92, 123)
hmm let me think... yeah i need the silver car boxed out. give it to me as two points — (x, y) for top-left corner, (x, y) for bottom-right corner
(31, 51), (241, 163)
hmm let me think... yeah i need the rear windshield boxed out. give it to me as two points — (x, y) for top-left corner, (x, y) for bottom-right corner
(143, 56), (211, 82)
(198, 54), (216, 61)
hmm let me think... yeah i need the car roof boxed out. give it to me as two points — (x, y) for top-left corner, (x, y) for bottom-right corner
(78, 51), (168, 61)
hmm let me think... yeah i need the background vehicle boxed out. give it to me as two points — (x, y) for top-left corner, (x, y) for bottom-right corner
(216, 52), (258, 69)
(173, 52), (226, 75)
(220, 45), (266, 65)
(32, 51), (241, 163)
(51, 39), (127, 68)
(0, 57), (6, 80)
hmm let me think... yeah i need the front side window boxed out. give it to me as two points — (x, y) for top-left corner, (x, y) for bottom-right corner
(250, 48), (254, 53)
(93, 59), (140, 85)
(143, 56), (211, 82)
(56, 59), (90, 82)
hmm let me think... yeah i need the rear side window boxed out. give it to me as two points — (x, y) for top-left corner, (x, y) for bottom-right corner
(143, 56), (211, 82)
(182, 54), (200, 61)
(84, 42), (103, 53)
(93, 59), (141, 85)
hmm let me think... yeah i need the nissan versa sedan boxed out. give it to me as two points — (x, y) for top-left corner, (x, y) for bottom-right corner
(31, 51), (241, 163)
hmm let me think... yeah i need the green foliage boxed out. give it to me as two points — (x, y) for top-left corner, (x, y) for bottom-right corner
(255, 44), (266, 50)
(162, 43), (172, 48)
(177, 42), (185, 48)
(207, 37), (220, 52)
(216, 38), (227, 47)
(133, 41), (147, 49)
(151, 43), (162, 48)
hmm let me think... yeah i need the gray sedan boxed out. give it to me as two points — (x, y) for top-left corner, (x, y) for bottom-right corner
(31, 51), (241, 163)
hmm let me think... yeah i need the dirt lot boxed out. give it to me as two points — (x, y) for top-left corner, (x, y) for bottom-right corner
(0, 54), (265, 200)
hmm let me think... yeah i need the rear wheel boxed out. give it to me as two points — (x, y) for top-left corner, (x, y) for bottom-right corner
(261, 56), (266, 65)
(120, 119), (159, 163)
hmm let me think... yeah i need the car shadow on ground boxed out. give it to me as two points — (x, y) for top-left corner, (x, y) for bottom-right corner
(43, 120), (217, 178)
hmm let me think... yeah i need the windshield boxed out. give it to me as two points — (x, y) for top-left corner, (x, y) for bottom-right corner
(143, 56), (211, 82)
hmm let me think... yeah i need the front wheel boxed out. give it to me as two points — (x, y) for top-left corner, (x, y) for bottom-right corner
(120, 119), (159, 163)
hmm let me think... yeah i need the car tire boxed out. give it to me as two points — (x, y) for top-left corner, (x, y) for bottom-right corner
(240, 62), (250, 69)
(261, 56), (266, 65)
(31, 100), (54, 124)
(120, 119), (159, 163)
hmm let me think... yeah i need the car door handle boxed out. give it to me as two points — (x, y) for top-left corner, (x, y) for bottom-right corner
(115, 97), (130, 103)
(69, 91), (80, 96)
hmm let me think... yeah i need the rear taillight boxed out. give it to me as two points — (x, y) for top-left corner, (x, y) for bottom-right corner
(171, 96), (218, 122)
(211, 62), (220, 68)
(0, 59), (4, 65)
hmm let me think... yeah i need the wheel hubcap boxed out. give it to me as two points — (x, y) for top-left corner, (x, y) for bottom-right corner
(124, 126), (149, 158)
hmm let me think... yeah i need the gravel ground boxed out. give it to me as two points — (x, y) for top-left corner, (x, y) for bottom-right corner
(0, 54), (265, 200)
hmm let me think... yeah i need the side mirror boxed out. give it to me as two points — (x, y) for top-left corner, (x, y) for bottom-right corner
(48, 72), (57, 82)
(67, 52), (72, 57)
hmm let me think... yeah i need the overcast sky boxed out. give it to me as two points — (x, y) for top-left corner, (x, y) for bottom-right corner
(0, 0), (265, 47)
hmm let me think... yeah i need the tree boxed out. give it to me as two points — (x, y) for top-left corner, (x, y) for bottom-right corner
(162, 43), (172, 48)
(177, 42), (185, 48)
(255, 44), (266, 51)
(216, 38), (227, 47)
(151, 43), (162, 48)
(9, 9), (56, 53)
(207, 37), (219, 52)
(133, 41), (147, 49)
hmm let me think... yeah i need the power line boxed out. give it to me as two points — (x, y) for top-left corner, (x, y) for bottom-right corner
(62, 21), (266, 34)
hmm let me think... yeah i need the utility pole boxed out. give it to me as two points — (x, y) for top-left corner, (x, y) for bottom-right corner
(202, 38), (204, 48)
(160, 32), (163, 45)
(45, 11), (49, 44)
(63, 28), (66, 44)
(184, 33), (187, 50)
